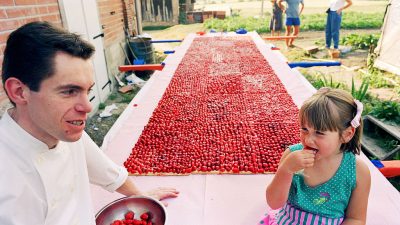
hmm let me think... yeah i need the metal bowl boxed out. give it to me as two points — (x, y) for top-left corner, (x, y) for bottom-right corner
(95, 196), (167, 225)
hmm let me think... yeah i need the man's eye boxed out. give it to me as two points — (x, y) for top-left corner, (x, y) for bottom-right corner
(62, 89), (77, 95)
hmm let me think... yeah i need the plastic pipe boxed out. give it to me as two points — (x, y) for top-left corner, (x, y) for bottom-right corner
(150, 40), (182, 43)
(164, 50), (175, 54)
(288, 61), (341, 68)
(118, 63), (165, 72)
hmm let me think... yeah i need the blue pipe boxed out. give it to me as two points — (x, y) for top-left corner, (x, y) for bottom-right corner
(288, 61), (341, 68)
(150, 40), (182, 43)
(164, 50), (175, 54)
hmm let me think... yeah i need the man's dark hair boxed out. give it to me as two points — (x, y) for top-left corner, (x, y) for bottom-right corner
(2, 21), (95, 92)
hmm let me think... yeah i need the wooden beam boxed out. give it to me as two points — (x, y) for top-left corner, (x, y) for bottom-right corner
(118, 64), (165, 72)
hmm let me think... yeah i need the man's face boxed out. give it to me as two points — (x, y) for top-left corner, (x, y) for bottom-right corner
(25, 52), (94, 148)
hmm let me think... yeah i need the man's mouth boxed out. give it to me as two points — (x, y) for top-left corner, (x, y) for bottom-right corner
(67, 120), (84, 126)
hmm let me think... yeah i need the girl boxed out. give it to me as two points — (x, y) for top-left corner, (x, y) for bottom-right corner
(278, 0), (304, 48)
(261, 88), (371, 225)
(270, 0), (283, 36)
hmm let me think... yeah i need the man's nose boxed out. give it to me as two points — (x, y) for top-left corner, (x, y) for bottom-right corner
(75, 94), (93, 113)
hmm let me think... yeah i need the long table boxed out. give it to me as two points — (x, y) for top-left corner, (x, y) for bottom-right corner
(91, 32), (400, 225)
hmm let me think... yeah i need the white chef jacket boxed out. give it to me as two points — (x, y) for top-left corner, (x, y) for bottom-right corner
(0, 110), (128, 225)
(329, 0), (346, 11)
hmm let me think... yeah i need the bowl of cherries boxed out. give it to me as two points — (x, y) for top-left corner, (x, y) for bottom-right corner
(95, 196), (167, 225)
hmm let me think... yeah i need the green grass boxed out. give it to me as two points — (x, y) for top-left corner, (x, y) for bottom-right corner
(203, 12), (384, 33)
(143, 25), (172, 31)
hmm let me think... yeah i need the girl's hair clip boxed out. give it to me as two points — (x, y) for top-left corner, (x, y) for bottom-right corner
(350, 99), (363, 128)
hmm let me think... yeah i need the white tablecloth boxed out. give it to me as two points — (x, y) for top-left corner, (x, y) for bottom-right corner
(91, 32), (400, 225)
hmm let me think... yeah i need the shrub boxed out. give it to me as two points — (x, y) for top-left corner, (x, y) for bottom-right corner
(369, 100), (400, 124)
(204, 12), (383, 33)
(341, 33), (380, 50)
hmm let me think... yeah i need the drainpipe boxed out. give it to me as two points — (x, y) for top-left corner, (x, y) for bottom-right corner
(135, 0), (143, 35)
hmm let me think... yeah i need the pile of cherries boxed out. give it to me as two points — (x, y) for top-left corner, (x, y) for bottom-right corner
(124, 36), (300, 175)
(110, 211), (152, 225)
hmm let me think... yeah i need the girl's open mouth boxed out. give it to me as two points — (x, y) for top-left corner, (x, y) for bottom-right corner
(305, 146), (319, 153)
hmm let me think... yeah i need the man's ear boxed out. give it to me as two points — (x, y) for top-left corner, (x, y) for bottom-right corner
(4, 78), (29, 105)
(342, 126), (355, 143)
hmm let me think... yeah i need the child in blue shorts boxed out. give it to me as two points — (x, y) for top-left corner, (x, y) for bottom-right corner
(278, 0), (304, 48)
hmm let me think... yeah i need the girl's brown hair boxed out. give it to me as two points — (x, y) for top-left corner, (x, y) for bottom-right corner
(299, 88), (362, 154)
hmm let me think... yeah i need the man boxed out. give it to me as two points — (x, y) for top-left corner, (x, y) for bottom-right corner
(0, 21), (178, 224)
(325, 0), (352, 52)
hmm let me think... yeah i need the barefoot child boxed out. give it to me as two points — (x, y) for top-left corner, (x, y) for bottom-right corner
(278, 0), (304, 48)
(270, 0), (283, 36)
(261, 88), (371, 224)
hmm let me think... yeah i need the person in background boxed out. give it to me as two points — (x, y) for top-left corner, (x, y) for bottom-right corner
(325, 0), (353, 54)
(260, 88), (370, 225)
(278, 0), (304, 48)
(270, 0), (283, 36)
(0, 21), (179, 225)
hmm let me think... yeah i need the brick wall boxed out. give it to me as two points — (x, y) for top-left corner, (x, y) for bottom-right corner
(0, 0), (62, 106)
(97, 0), (137, 84)
(97, 0), (137, 48)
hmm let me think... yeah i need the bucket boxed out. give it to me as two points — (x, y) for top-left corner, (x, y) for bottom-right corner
(129, 37), (155, 79)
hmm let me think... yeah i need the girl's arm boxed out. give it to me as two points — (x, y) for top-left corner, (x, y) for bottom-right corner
(266, 149), (293, 209)
(341, 158), (371, 225)
(266, 148), (316, 209)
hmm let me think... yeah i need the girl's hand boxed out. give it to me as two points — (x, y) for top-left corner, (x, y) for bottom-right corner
(280, 149), (316, 174)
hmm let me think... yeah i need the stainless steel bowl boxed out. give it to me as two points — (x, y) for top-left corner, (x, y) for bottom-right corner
(95, 196), (167, 225)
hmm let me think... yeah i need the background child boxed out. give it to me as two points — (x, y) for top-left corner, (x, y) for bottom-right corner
(278, 0), (304, 48)
(270, 0), (283, 36)
(260, 88), (371, 225)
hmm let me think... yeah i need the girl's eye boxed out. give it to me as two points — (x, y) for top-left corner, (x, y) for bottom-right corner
(300, 128), (308, 133)
(316, 131), (325, 135)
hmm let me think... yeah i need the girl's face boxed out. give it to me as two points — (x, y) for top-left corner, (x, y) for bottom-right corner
(299, 122), (343, 160)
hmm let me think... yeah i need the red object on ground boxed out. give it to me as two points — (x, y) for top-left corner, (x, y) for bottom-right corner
(263, 36), (298, 40)
(271, 47), (280, 50)
(379, 160), (400, 178)
(118, 64), (165, 72)
(196, 31), (205, 35)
